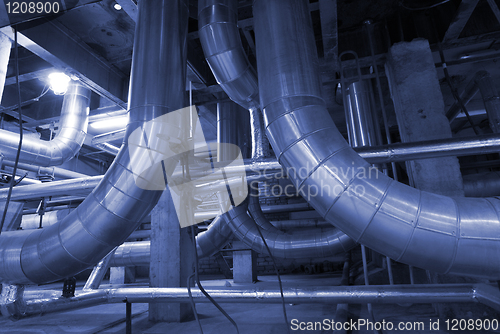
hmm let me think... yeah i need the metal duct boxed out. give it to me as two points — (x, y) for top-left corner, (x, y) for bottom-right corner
(344, 81), (377, 147)
(223, 186), (356, 258)
(0, 27), (13, 104)
(254, 0), (500, 278)
(109, 214), (235, 266)
(0, 81), (90, 167)
(198, 0), (270, 159)
(20, 209), (71, 230)
(0, 0), (189, 284)
(463, 172), (500, 197)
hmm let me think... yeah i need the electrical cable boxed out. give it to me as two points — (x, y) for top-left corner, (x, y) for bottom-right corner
(400, 0), (451, 11)
(249, 182), (290, 334)
(187, 272), (204, 334)
(160, 147), (239, 334)
(190, 224), (240, 334)
(0, 26), (24, 235)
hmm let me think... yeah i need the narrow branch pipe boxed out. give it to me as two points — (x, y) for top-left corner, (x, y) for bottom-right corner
(0, 81), (91, 166)
(1, 284), (499, 319)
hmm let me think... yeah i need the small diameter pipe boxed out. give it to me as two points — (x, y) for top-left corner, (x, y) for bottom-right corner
(2, 284), (499, 319)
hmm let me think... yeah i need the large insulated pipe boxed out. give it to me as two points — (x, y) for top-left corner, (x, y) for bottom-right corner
(224, 189), (355, 259)
(254, 0), (500, 278)
(2, 283), (500, 318)
(198, 0), (270, 159)
(109, 214), (236, 266)
(0, 0), (189, 284)
(0, 81), (90, 166)
(463, 171), (500, 197)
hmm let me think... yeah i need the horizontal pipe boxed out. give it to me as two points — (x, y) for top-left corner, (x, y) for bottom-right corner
(355, 133), (500, 164)
(463, 171), (500, 197)
(0, 176), (102, 201)
(2, 284), (499, 318)
(2, 160), (89, 179)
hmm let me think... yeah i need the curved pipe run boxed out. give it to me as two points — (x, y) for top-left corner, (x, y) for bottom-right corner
(224, 186), (356, 259)
(0, 0), (189, 284)
(254, 0), (500, 278)
(0, 81), (90, 167)
(198, 0), (270, 159)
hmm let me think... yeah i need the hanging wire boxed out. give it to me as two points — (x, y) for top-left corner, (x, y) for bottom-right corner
(187, 272), (204, 334)
(0, 26), (24, 235)
(249, 182), (290, 334)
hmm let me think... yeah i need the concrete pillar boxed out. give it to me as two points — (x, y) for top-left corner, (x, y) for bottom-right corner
(149, 188), (194, 322)
(385, 39), (464, 197)
(109, 266), (135, 285)
(232, 241), (257, 283)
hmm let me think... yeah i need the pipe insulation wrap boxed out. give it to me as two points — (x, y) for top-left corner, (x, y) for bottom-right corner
(0, 0), (189, 284)
(254, 0), (500, 279)
(0, 81), (90, 166)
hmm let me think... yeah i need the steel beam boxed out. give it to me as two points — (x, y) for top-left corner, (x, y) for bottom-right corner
(16, 20), (128, 108)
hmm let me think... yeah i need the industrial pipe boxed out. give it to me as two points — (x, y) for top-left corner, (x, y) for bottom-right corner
(463, 171), (500, 197)
(198, 0), (270, 159)
(0, 0), (189, 284)
(224, 187), (356, 259)
(0, 81), (91, 166)
(0, 27), (13, 104)
(2, 284), (499, 319)
(254, 0), (500, 278)
(6, 132), (500, 201)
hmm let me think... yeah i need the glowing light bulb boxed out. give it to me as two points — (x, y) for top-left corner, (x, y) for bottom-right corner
(114, 3), (122, 10)
(48, 72), (71, 95)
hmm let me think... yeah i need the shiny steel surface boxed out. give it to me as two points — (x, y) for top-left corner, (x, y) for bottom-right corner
(224, 186), (356, 258)
(3, 161), (90, 179)
(356, 133), (500, 164)
(3, 284), (499, 318)
(0, 82), (90, 166)
(344, 81), (377, 147)
(254, 0), (500, 278)
(83, 247), (117, 290)
(0, 176), (102, 201)
(463, 172), (500, 197)
(198, 0), (259, 111)
(0, 0), (189, 284)
(20, 209), (71, 230)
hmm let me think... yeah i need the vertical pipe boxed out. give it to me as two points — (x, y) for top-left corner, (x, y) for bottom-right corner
(217, 102), (241, 162)
(0, 28), (12, 104)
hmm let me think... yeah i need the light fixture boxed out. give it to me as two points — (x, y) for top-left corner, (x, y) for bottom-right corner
(48, 72), (71, 95)
(114, 3), (122, 10)
(90, 116), (128, 130)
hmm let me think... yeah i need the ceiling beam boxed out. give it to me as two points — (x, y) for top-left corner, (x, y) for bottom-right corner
(487, 0), (500, 24)
(443, 0), (480, 43)
(4, 68), (53, 86)
(16, 20), (128, 108)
